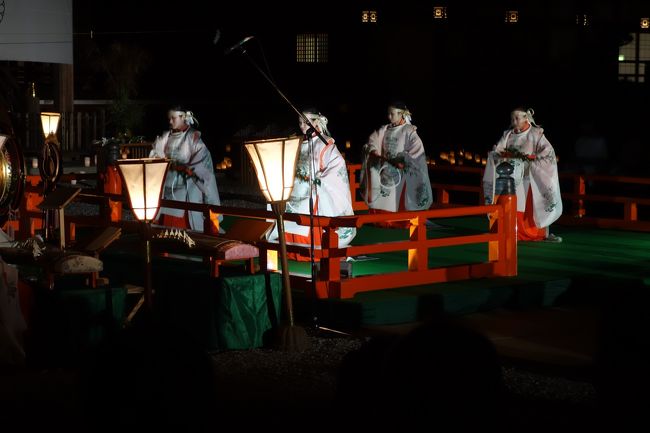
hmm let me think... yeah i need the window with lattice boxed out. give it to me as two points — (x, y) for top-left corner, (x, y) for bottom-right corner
(296, 33), (328, 63)
(618, 33), (650, 83)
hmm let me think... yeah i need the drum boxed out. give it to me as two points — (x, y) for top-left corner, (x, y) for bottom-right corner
(0, 133), (25, 219)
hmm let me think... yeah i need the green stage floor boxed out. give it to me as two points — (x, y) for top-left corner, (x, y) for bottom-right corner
(100, 216), (650, 329)
(270, 217), (650, 328)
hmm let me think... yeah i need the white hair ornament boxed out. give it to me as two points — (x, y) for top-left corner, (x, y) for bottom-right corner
(513, 108), (539, 127)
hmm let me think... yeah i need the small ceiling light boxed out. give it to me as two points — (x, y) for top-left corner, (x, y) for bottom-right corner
(576, 14), (589, 26)
(433, 7), (447, 20)
(505, 10), (518, 23)
(362, 10), (377, 23)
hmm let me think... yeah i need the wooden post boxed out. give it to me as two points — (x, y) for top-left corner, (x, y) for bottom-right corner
(320, 227), (340, 298)
(625, 202), (638, 222)
(103, 165), (122, 222)
(408, 216), (428, 272)
(54, 64), (74, 151)
(23, 176), (45, 239)
(144, 223), (153, 309)
(488, 161), (517, 276)
(497, 193), (517, 276)
(574, 175), (586, 218)
(271, 202), (296, 327)
(437, 188), (450, 205)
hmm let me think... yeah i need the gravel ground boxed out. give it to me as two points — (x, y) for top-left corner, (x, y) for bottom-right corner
(206, 326), (603, 431)
(0, 326), (605, 432)
(210, 330), (600, 404)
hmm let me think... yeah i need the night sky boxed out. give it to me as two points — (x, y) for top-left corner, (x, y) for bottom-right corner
(67, 0), (650, 166)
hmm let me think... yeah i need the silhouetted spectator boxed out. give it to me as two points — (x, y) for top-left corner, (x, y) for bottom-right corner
(336, 318), (506, 430)
(594, 285), (650, 430)
(82, 318), (219, 431)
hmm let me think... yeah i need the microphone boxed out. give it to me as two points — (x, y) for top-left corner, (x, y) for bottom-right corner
(224, 36), (254, 55)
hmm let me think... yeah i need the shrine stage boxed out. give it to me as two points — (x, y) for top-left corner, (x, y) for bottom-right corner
(33, 216), (649, 358)
(113, 215), (649, 331)
(279, 216), (650, 329)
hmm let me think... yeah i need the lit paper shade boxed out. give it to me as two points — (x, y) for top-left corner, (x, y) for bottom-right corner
(40, 112), (61, 138)
(245, 137), (301, 202)
(118, 158), (170, 222)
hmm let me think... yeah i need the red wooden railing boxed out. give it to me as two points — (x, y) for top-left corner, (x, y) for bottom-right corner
(261, 198), (516, 299)
(348, 164), (650, 232)
(6, 169), (518, 300)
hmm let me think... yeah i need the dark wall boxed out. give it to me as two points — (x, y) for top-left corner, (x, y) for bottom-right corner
(69, 0), (649, 167)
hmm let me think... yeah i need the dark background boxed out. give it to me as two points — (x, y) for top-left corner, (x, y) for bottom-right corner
(12, 0), (650, 167)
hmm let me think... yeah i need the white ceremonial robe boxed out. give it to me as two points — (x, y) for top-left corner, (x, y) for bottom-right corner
(150, 128), (221, 231)
(482, 126), (563, 229)
(360, 123), (433, 212)
(268, 136), (356, 248)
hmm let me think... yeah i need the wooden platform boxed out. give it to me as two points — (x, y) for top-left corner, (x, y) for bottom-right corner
(287, 216), (650, 327)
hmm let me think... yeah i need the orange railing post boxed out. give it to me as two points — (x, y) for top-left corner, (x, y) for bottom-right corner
(319, 226), (341, 298)
(347, 164), (367, 211)
(22, 175), (44, 239)
(496, 192), (517, 276)
(625, 202), (638, 222)
(98, 141), (123, 223)
(574, 175), (586, 218)
(436, 188), (450, 205)
(408, 215), (428, 272)
(488, 161), (517, 277)
(102, 165), (122, 222)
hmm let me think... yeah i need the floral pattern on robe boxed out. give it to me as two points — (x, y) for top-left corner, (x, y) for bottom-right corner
(360, 123), (432, 212)
(150, 128), (221, 231)
(268, 136), (356, 248)
(482, 126), (562, 228)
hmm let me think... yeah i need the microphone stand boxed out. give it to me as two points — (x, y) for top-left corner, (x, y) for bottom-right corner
(233, 44), (324, 331)
(235, 45), (328, 145)
(306, 131), (318, 330)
